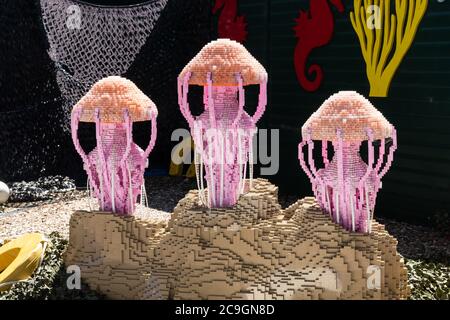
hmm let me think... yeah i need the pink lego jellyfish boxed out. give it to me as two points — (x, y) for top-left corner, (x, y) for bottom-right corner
(71, 76), (158, 215)
(298, 91), (397, 233)
(178, 39), (268, 208)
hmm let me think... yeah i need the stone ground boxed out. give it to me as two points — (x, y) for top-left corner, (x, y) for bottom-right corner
(0, 176), (195, 241)
(0, 176), (449, 299)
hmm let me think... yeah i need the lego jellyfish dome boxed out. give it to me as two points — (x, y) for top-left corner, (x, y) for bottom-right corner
(178, 38), (268, 208)
(298, 91), (397, 233)
(71, 76), (158, 215)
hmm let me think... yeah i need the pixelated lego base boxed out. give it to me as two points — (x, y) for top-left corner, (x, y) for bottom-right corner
(64, 179), (409, 300)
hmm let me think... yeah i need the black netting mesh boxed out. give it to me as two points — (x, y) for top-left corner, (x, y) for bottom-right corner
(0, 0), (212, 183)
(0, 0), (67, 182)
(40, 0), (170, 126)
(125, 0), (212, 166)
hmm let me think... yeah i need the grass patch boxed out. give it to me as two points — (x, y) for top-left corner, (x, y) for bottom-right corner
(406, 258), (450, 300)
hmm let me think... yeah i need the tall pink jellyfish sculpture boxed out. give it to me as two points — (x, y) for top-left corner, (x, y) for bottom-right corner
(178, 39), (268, 208)
(298, 91), (397, 233)
(71, 76), (158, 215)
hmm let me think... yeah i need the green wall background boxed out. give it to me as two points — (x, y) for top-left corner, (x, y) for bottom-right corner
(221, 0), (450, 224)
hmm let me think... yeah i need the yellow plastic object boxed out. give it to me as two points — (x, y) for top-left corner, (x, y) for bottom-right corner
(0, 233), (48, 291)
(185, 163), (196, 178)
(169, 137), (196, 178)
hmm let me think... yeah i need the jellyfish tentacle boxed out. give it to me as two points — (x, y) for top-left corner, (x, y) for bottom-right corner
(94, 108), (112, 210)
(241, 146), (248, 195)
(143, 178), (149, 207)
(358, 128), (375, 232)
(87, 177), (92, 212)
(143, 113), (158, 160)
(233, 73), (250, 193)
(195, 148), (206, 206)
(379, 126), (397, 179)
(177, 76), (186, 119)
(251, 80), (267, 124)
(232, 73), (245, 129)
(249, 132), (254, 190)
(335, 192), (340, 224)
(325, 183), (332, 217)
(322, 140), (329, 166)
(119, 109), (133, 213)
(193, 125), (202, 205)
(206, 72), (221, 206)
(217, 129), (224, 207)
(374, 137), (386, 174)
(306, 129), (325, 205)
(96, 153), (104, 209)
(140, 184), (147, 207)
(306, 136), (320, 201)
(184, 72), (195, 125)
(336, 128), (344, 226)
(306, 129), (319, 179)
(206, 72), (218, 167)
(71, 107), (90, 166)
(298, 141), (314, 182)
(72, 108), (99, 201)
(194, 122), (207, 206)
(320, 140), (331, 212)
(365, 182), (371, 233)
(194, 150), (201, 205)
(300, 134), (331, 212)
(177, 75), (184, 112)
(111, 154), (116, 213)
(369, 185), (376, 233)
(199, 151), (206, 205)
(206, 72), (217, 128)
(237, 128), (244, 196)
(203, 82), (209, 109)
(358, 128), (375, 195)
(126, 159), (133, 213)
(178, 72), (195, 127)
(139, 111), (157, 210)
(350, 191), (355, 232)
(207, 130), (216, 207)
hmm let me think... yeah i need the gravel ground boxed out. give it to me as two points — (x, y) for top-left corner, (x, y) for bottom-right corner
(378, 217), (450, 264)
(0, 193), (171, 242)
(0, 176), (449, 299)
(0, 176), (191, 241)
(0, 191), (101, 240)
(144, 176), (197, 212)
(7, 176), (76, 203)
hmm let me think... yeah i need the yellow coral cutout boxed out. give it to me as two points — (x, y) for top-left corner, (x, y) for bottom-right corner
(350, 0), (428, 97)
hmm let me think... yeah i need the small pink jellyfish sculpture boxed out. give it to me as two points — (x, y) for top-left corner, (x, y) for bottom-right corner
(298, 91), (397, 233)
(71, 76), (158, 215)
(178, 39), (268, 208)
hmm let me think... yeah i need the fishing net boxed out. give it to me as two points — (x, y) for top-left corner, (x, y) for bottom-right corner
(123, 0), (212, 166)
(0, 0), (66, 182)
(0, 0), (212, 182)
(40, 0), (169, 126)
(40, 0), (212, 167)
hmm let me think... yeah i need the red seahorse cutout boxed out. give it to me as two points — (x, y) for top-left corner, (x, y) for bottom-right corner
(213, 0), (247, 43)
(294, 0), (345, 92)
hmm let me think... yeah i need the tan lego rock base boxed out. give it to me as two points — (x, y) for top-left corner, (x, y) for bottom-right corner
(65, 179), (409, 300)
